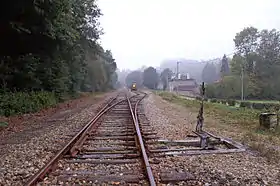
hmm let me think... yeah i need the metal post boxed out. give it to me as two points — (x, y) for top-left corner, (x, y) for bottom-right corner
(176, 61), (180, 95)
(241, 65), (244, 101)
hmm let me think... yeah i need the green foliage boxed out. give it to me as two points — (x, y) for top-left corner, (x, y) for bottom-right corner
(210, 98), (217, 103)
(221, 100), (227, 104)
(160, 68), (172, 90)
(220, 54), (230, 76)
(205, 27), (280, 101)
(143, 67), (159, 89)
(202, 63), (219, 84)
(0, 121), (8, 127)
(0, 0), (117, 98)
(206, 76), (241, 99)
(195, 96), (202, 101)
(125, 71), (143, 88)
(240, 101), (252, 109)
(227, 99), (236, 106)
(252, 103), (265, 110)
(0, 92), (57, 116)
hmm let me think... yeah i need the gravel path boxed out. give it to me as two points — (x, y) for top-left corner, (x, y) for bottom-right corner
(144, 93), (280, 185)
(0, 92), (116, 185)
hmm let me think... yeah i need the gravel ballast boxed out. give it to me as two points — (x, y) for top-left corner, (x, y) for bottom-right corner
(143, 93), (280, 185)
(0, 92), (116, 185)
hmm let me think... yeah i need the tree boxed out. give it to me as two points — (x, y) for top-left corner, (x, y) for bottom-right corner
(233, 26), (259, 74)
(160, 68), (172, 90)
(206, 27), (280, 100)
(220, 54), (230, 76)
(254, 29), (280, 99)
(206, 76), (241, 99)
(143, 67), (159, 89)
(0, 0), (117, 96)
(125, 71), (143, 88)
(202, 63), (218, 84)
(234, 27), (259, 55)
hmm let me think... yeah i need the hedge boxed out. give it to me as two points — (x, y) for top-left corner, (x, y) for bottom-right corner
(0, 91), (58, 116)
(240, 101), (252, 109)
(221, 100), (227, 105)
(227, 99), (236, 106)
(210, 98), (218, 103)
(252, 103), (265, 110)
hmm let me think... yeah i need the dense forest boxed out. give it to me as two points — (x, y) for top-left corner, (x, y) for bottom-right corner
(0, 0), (118, 116)
(203, 27), (280, 100)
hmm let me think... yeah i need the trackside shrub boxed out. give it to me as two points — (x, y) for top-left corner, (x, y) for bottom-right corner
(263, 103), (280, 111)
(274, 104), (280, 110)
(221, 100), (227, 105)
(241, 101), (252, 109)
(195, 96), (202, 101)
(227, 99), (236, 106)
(210, 98), (217, 103)
(0, 91), (57, 116)
(252, 103), (265, 110)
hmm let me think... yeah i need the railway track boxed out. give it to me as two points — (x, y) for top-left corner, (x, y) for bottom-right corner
(26, 91), (157, 185)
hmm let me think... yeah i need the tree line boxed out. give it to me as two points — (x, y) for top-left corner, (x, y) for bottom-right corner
(0, 0), (118, 116)
(125, 67), (173, 90)
(204, 27), (280, 100)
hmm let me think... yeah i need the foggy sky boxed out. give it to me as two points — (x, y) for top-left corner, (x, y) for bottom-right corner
(98, 0), (280, 70)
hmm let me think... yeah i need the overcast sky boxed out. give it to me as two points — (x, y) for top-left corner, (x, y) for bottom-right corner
(98, 0), (280, 70)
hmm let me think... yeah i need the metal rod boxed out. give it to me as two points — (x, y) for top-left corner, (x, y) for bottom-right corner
(176, 61), (180, 95)
(241, 66), (244, 101)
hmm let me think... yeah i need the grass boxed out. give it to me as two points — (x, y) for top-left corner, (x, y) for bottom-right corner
(0, 121), (8, 128)
(156, 91), (280, 162)
(237, 100), (280, 104)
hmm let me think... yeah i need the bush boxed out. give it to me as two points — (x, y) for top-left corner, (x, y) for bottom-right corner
(240, 101), (251, 108)
(227, 99), (236, 106)
(0, 91), (57, 116)
(252, 103), (265, 110)
(263, 103), (280, 111)
(274, 104), (280, 110)
(221, 100), (227, 105)
(195, 96), (202, 101)
(210, 98), (217, 103)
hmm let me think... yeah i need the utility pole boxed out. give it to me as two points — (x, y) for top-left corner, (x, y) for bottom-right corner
(176, 61), (180, 95)
(241, 64), (244, 101)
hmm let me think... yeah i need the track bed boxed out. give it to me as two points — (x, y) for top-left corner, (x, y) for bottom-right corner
(27, 91), (157, 185)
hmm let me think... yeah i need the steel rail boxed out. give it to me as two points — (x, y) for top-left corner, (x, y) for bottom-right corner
(68, 93), (138, 156)
(126, 92), (156, 186)
(25, 94), (130, 186)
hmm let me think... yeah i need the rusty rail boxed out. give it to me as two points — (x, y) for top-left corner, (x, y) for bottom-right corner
(25, 92), (151, 185)
(126, 92), (156, 186)
(25, 95), (128, 186)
